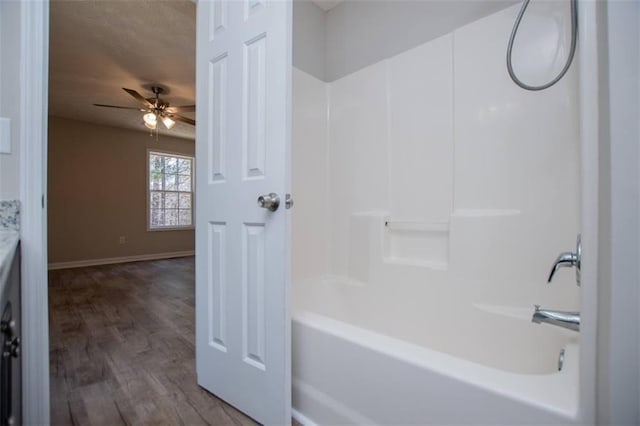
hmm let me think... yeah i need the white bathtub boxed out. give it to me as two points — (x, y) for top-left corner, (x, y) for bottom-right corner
(292, 278), (580, 426)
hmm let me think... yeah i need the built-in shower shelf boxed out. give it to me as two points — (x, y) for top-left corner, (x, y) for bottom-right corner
(383, 218), (450, 271)
(384, 220), (449, 232)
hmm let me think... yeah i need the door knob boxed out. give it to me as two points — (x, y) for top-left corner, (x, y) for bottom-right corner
(548, 234), (581, 285)
(257, 193), (280, 212)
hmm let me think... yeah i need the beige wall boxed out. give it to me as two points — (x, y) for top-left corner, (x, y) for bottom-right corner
(48, 116), (195, 264)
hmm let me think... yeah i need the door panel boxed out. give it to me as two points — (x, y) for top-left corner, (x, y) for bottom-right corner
(195, 0), (292, 424)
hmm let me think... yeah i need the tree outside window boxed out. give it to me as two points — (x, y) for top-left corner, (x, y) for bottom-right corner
(148, 151), (194, 229)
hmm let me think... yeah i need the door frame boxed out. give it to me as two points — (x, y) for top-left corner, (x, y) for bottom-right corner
(19, 0), (50, 424)
(20, 0), (631, 424)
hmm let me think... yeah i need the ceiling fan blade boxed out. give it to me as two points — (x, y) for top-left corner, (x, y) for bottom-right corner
(168, 113), (196, 126)
(166, 105), (196, 113)
(93, 103), (146, 111)
(122, 88), (154, 108)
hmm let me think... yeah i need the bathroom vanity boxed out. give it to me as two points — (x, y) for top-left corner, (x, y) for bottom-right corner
(0, 231), (20, 426)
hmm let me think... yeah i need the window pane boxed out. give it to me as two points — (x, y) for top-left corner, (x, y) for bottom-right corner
(164, 174), (177, 191)
(177, 158), (191, 175)
(179, 193), (191, 209)
(150, 209), (164, 227)
(150, 155), (163, 173)
(165, 209), (179, 226)
(165, 157), (178, 175)
(179, 210), (192, 226)
(149, 153), (194, 229)
(165, 193), (179, 209)
(150, 174), (163, 190)
(150, 191), (163, 209)
(178, 175), (191, 192)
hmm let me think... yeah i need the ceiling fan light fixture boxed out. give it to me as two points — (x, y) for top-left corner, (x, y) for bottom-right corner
(143, 112), (157, 127)
(144, 121), (157, 130)
(95, 87), (195, 132)
(161, 116), (176, 130)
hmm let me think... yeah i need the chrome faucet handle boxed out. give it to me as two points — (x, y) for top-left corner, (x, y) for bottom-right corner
(547, 234), (581, 285)
(548, 252), (577, 281)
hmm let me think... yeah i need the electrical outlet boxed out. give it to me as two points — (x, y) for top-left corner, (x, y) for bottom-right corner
(119, 236), (126, 244)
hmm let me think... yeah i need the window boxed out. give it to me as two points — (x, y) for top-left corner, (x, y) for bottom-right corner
(148, 151), (194, 229)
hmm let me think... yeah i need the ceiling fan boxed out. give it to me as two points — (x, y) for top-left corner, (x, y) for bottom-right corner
(93, 86), (195, 130)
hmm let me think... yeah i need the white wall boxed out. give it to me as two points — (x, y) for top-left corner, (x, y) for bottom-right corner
(324, 0), (517, 81)
(0, 0), (22, 200)
(291, 68), (328, 290)
(596, 0), (640, 424)
(293, 0), (326, 81)
(451, 1), (579, 307)
(292, 0), (517, 83)
(293, 3), (581, 313)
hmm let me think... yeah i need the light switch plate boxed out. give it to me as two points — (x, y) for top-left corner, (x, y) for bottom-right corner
(0, 117), (11, 154)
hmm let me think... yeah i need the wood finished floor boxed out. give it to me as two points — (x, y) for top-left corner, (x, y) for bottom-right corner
(48, 257), (259, 426)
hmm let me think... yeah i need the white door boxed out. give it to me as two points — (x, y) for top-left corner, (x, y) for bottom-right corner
(194, 0), (292, 424)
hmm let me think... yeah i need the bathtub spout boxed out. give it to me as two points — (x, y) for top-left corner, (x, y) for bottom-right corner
(532, 305), (580, 332)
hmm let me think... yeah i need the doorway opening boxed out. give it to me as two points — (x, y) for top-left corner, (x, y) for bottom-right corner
(45, 1), (250, 424)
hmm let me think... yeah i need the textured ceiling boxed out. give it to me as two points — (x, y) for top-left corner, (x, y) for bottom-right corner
(49, 0), (196, 140)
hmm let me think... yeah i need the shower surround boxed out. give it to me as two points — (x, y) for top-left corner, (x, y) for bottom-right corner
(292, 3), (581, 424)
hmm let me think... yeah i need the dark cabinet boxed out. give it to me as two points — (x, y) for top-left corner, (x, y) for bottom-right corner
(0, 244), (20, 426)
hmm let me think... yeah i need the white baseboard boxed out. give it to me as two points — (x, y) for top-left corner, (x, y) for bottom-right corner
(48, 250), (195, 270)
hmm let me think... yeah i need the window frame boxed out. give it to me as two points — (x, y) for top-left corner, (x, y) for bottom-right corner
(146, 149), (196, 232)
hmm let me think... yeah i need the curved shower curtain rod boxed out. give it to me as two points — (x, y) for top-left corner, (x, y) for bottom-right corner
(506, 0), (578, 91)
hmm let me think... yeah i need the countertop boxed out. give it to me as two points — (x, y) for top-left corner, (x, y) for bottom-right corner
(0, 230), (19, 295)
